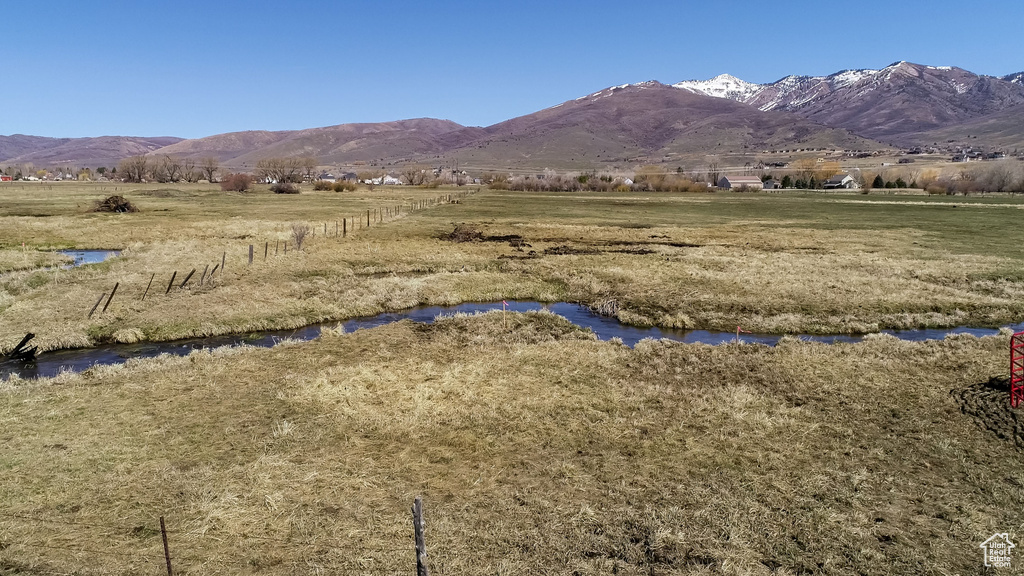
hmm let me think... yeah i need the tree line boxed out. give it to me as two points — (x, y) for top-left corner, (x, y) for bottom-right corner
(118, 156), (220, 183)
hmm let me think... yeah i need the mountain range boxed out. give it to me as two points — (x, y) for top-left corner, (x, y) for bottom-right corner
(2, 61), (1022, 172)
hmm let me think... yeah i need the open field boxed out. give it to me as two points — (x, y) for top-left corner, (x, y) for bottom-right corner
(2, 182), (1024, 574)
(1, 314), (1022, 574)
(3, 183), (1024, 352)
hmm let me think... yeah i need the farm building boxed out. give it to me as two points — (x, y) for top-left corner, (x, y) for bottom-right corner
(823, 174), (858, 189)
(318, 172), (337, 182)
(0, 175), (12, 182)
(717, 175), (763, 190)
(763, 179), (781, 190)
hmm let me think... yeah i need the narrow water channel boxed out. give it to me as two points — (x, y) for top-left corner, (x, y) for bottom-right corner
(3, 301), (1021, 380)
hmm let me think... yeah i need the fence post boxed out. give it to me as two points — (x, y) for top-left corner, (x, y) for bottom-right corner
(343, 218), (347, 237)
(141, 273), (155, 301)
(200, 264), (209, 286)
(87, 292), (106, 319)
(264, 242), (269, 260)
(248, 244), (254, 265)
(101, 282), (119, 313)
(160, 516), (173, 576)
(179, 269), (196, 289)
(165, 271), (177, 294)
(367, 210), (370, 227)
(413, 497), (429, 576)
(221, 252), (226, 273)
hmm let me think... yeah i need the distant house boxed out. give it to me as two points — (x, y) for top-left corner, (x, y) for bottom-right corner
(318, 172), (337, 182)
(823, 174), (858, 189)
(340, 172), (358, 181)
(762, 179), (781, 190)
(383, 175), (402, 186)
(717, 175), (764, 190)
(0, 175), (12, 182)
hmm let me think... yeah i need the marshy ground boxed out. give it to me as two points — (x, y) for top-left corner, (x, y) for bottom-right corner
(1, 182), (1023, 574)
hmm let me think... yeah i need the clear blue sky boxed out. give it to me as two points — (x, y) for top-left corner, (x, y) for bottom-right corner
(2, 0), (1021, 139)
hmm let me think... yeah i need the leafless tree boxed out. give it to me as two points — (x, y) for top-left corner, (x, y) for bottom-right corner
(291, 222), (311, 250)
(257, 158), (303, 183)
(707, 161), (721, 185)
(200, 157), (220, 182)
(118, 155), (148, 182)
(158, 155), (183, 183)
(402, 164), (426, 186)
(300, 157), (318, 183)
(182, 157), (198, 183)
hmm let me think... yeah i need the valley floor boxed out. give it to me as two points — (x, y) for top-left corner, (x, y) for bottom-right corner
(1, 183), (1023, 574)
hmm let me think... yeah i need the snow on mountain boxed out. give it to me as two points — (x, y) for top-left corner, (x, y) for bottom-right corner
(1005, 72), (1024, 84)
(672, 74), (762, 101)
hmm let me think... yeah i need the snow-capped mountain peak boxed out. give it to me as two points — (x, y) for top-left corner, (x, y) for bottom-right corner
(672, 74), (762, 101)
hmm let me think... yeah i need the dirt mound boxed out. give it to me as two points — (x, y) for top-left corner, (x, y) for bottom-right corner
(92, 195), (138, 213)
(953, 377), (1024, 449)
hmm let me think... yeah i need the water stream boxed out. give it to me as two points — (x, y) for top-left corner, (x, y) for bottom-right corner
(3, 301), (1021, 380)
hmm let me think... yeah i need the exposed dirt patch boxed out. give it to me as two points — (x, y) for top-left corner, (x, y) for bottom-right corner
(953, 377), (1024, 449)
(446, 224), (483, 242)
(544, 245), (601, 256)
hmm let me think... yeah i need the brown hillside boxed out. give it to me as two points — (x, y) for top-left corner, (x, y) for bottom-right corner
(439, 82), (885, 171)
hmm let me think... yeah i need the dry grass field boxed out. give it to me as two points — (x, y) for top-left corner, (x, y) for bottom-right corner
(2, 183), (1024, 353)
(2, 182), (1024, 574)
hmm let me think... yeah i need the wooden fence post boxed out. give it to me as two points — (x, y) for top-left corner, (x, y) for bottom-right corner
(264, 242), (269, 260)
(101, 282), (119, 313)
(141, 273), (155, 301)
(200, 264), (210, 286)
(248, 244), (254, 265)
(343, 218), (347, 237)
(367, 210), (370, 227)
(87, 292), (106, 319)
(165, 271), (177, 294)
(413, 497), (429, 576)
(179, 269), (196, 288)
(221, 252), (226, 273)
(160, 516), (173, 576)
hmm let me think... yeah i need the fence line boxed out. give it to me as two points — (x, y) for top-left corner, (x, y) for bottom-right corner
(79, 190), (475, 319)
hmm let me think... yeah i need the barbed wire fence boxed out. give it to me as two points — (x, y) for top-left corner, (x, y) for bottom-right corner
(0, 496), (433, 576)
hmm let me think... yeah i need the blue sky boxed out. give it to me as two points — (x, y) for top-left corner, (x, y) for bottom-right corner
(2, 0), (1021, 138)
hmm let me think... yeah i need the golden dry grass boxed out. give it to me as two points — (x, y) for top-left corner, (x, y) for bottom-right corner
(0, 313), (1021, 574)
(3, 184), (1024, 352)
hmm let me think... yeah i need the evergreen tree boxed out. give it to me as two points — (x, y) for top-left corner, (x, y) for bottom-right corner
(872, 175), (885, 188)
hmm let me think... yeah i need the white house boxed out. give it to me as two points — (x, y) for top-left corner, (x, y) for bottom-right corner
(717, 175), (764, 190)
(823, 174), (858, 189)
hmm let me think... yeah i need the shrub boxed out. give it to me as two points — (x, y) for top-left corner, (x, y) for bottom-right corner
(291, 223), (311, 250)
(332, 181), (357, 192)
(271, 182), (300, 194)
(313, 180), (333, 191)
(92, 195), (138, 213)
(220, 173), (252, 192)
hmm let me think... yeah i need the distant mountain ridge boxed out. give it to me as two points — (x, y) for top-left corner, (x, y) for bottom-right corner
(2, 61), (1022, 170)
(674, 61), (1024, 141)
